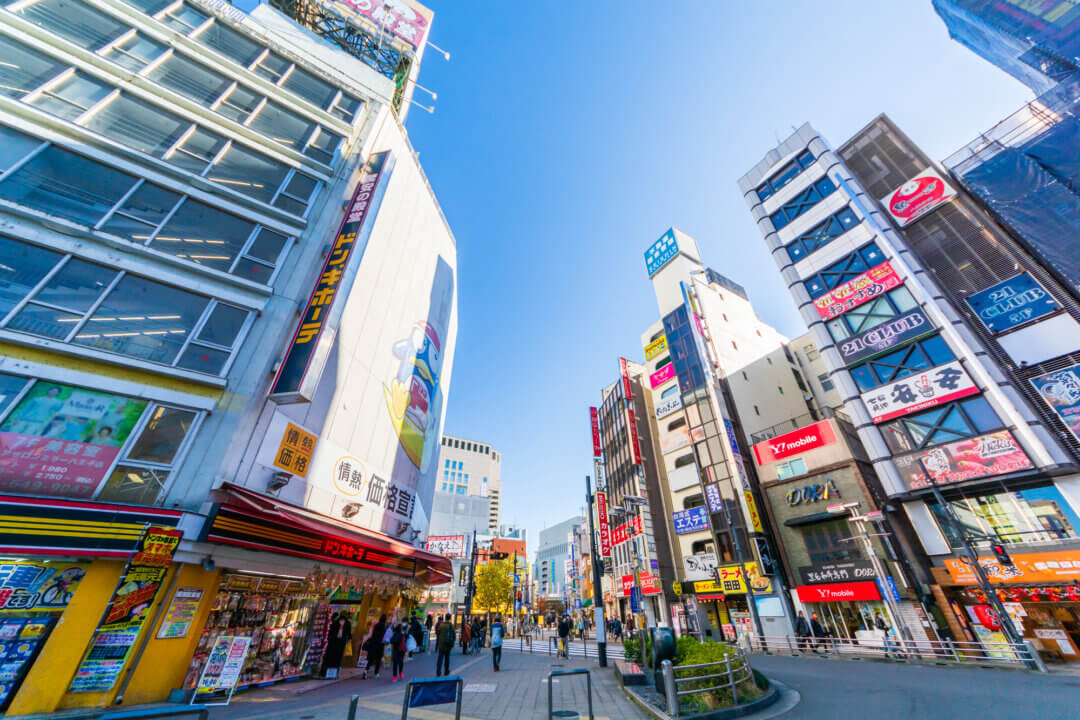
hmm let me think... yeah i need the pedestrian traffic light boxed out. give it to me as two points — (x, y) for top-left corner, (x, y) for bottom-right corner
(516, 592), (522, 601)
(991, 543), (1014, 568)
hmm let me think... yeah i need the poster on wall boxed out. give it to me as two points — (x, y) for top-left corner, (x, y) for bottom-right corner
(0, 561), (86, 613)
(0, 616), (55, 711)
(156, 587), (203, 639)
(813, 261), (903, 319)
(424, 535), (465, 558)
(880, 167), (956, 227)
(965, 273), (1060, 335)
(898, 430), (1033, 490)
(68, 527), (182, 693)
(683, 552), (718, 582)
(0, 382), (147, 498)
(1030, 363), (1080, 445)
(191, 635), (252, 706)
(860, 360), (979, 423)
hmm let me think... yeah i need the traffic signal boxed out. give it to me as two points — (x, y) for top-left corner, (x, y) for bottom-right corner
(516, 592), (522, 601)
(490, 551), (509, 560)
(991, 543), (1014, 568)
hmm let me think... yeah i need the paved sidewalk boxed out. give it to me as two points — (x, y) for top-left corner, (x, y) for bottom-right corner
(206, 648), (648, 719)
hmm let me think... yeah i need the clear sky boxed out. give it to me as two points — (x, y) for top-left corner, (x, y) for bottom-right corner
(248, 1), (1033, 554)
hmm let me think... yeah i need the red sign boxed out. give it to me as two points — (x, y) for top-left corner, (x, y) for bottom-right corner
(752, 420), (836, 465)
(813, 260), (903, 319)
(610, 515), (643, 546)
(640, 570), (661, 595)
(899, 430), (1034, 490)
(621, 574), (635, 597)
(619, 357), (633, 398)
(795, 581), (881, 603)
(0, 434), (120, 498)
(627, 408), (642, 465)
(590, 407), (602, 457)
(881, 168), (956, 227)
(596, 491), (612, 558)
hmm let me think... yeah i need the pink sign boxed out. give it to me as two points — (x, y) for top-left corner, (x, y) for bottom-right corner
(650, 364), (676, 388)
(590, 407), (602, 457)
(752, 420), (837, 464)
(903, 430), (1033, 490)
(813, 260), (903, 319)
(335, 0), (430, 50)
(0, 434), (119, 498)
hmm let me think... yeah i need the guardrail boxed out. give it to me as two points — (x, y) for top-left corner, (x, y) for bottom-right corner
(499, 635), (625, 661)
(660, 648), (756, 718)
(548, 668), (593, 720)
(746, 634), (1046, 672)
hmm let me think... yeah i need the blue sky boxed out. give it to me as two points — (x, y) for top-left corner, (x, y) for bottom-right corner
(250, 2), (1033, 552)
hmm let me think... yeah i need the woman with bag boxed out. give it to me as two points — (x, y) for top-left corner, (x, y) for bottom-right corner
(322, 613), (352, 678)
(390, 621), (408, 682)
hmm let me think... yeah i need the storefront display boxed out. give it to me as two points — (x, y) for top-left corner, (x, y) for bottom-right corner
(954, 583), (1080, 662)
(0, 617), (54, 711)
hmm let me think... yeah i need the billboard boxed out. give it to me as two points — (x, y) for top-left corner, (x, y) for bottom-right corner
(813, 260), (903, 319)
(644, 335), (668, 361)
(896, 430), (1034, 490)
(752, 420), (837, 465)
(837, 308), (934, 366)
(880, 167), (956, 227)
(654, 395), (683, 419)
(596, 491), (611, 558)
(645, 228), (679, 276)
(660, 426), (691, 455)
(683, 552), (718, 582)
(1030, 363), (1080, 444)
(965, 273), (1061, 334)
(860, 360), (979, 423)
(424, 535), (465, 558)
(672, 507), (708, 535)
(321, 0), (432, 52)
(649, 364), (676, 388)
(589, 406), (602, 457)
(627, 408), (642, 465)
(943, 549), (1080, 585)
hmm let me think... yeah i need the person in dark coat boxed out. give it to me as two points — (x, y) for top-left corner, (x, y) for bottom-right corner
(435, 613), (455, 676)
(794, 610), (811, 653)
(321, 613), (352, 676)
(461, 617), (473, 655)
(810, 613), (828, 653)
(390, 621), (407, 682)
(424, 613), (435, 651)
(367, 614), (388, 678)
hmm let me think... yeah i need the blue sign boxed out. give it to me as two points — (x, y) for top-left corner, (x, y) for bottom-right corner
(876, 576), (902, 603)
(724, 419), (740, 454)
(1030, 363), (1080, 444)
(965, 273), (1060, 334)
(672, 507), (709, 535)
(645, 229), (679, 277)
(630, 587), (642, 614)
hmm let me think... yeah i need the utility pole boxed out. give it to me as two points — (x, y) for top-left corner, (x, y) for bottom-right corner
(586, 475), (608, 667)
(463, 528), (478, 633)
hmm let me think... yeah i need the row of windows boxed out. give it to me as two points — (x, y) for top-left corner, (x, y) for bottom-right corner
(804, 242), (887, 299)
(6, 0), (349, 166)
(440, 437), (494, 457)
(825, 285), (918, 344)
(850, 335), (955, 393)
(0, 234), (251, 375)
(881, 396), (1001, 455)
(769, 175), (836, 231)
(785, 206), (860, 263)
(0, 35), (323, 214)
(756, 149), (815, 202)
(0, 126), (295, 283)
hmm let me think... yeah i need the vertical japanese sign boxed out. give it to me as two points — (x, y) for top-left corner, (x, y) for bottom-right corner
(191, 635), (252, 706)
(272, 422), (318, 478)
(596, 491), (612, 558)
(69, 527), (182, 692)
(627, 408), (642, 465)
(270, 152), (391, 401)
(589, 407), (602, 457)
(619, 357), (633, 398)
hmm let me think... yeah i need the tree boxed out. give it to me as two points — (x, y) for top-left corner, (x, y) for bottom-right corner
(473, 558), (513, 616)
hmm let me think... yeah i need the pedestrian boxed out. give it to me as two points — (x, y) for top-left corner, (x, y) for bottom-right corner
(613, 617), (622, 641)
(875, 612), (899, 657)
(557, 614), (571, 658)
(794, 610), (811, 654)
(321, 612), (352, 677)
(409, 615), (424, 658)
(367, 614), (388, 678)
(810, 613), (828, 653)
(461, 616), (473, 655)
(390, 621), (408, 682)
(470, 617), (482, 653)
(435, 613), (455, 676)
(490, 614), (505, 671)
(425, 613), (435, 652)
(577, 616), (585, 640)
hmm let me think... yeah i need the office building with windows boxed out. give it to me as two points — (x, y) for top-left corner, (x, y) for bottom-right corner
(534, 515), (583, 604)
(0, 0), (457, 711)
(740, 121), (1080, 659)
(436, 434), (502, 532)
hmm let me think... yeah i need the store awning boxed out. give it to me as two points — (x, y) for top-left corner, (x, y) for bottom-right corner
(784, 512), (835, 527)
(204, 483), (452, 586)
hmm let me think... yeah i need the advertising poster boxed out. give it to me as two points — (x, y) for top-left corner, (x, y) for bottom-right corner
(0, 561), (86, 613)
(880, 167), (956, 227)
(0, 616), (54, 711)
(596, 491), (611, 558)
(692, 563), (770, 595)
(660, 426), (691, 455)
(944, 549), (1080, 585)
(902, 430), (1033, 490)
(156, 587), (204, 639)
(837, 308), (934, 366)
(424, 535), (465, 558)
(752, 420), (837, 464)
(1030, 363), (1080, 445)
(743, 490), (764, 533)
(813, 261), (903, 319)
(0, 382), (147, 498)
(683, 552), (719, 582)
(861, 360), (979, 423)
(619, 357), (632, 398)
(654, 395), (682, 419)
(672, 507), (709, 535)
(69, 527), (182, 693)
(627, 408), (642, 465)
(589, 407), (602, 457)
(639, 570), (661, 595)
(192, 635), (252, 705)
(965, 273), (1060, 334)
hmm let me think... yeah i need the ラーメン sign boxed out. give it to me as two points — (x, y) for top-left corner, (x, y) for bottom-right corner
(965, 273), (1061, 334)
(880, 167), (956, 227)
(860, 359), (979, 423)
(813, 261), (903, 319)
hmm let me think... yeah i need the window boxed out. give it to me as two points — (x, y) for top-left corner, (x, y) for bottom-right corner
(247, 100), (316, 150)
(683, 494), (705, 509)
(825, 285), (918, 342)
(206, 143), (289, 204)
(27, 71), (112, 121)
(0, 236), (62, 321)
(252, 51), (291, 83)
(756, 149), (815, 201)
(195, 20), (263, 66)
(149, 197), (257, 272)
(928, 483), (1080, 548)
(660, 385), (678, 398)
(273, 171), (319, 215)
(147, 53), (234, 106)
(84, 94), (192, 156)
(160, 2), (209, 35)
(800, 518), (861, 564)
(818, 373), (835, 392)
(880, 396), (1002, 454)
(282, 65), (337, 108)
(674, 453), (695, 469)
(776, 458), (807, 480)
(786, 206), (859, 262)
(769, 175), (836, 230)
(102, 32), (167, 72)
(690, 540), (714, 555)
(119, 0), (172, 13)
(8, 257), (117, 340)
(792, 369), (807, 392)
(16, 0), (128, 51)
(804, 243), (888, 299)
(0, 34), (69, 98)
(655, 355), (672, 369)
(777, 386), (784, 395)
(850, 335), (956, 392)
(667, 417), (686, 431)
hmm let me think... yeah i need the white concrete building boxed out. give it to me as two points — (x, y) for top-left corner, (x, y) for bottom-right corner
(436, 433), (502, 532)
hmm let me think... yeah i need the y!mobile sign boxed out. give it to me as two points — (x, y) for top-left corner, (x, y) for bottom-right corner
(795, 581), (881, 603)
(861, 360), (979, 423)
(753, 420), (836, 464)
(590, 407), (602, 457)
(596, 491), (612, 558)
(880, 168), (956, 228)
(813, 261), (903, 319)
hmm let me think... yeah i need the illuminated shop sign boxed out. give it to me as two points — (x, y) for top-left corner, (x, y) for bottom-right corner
(860, 359), (979, 423)
(837, 308), (934, 366)
(895, 430), (1034, 490)
(814, 261), (902, 319)
(752, 420), (837, 464)
(880, 168), (956, 227)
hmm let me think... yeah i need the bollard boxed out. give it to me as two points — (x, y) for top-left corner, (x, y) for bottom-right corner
(347, 695), (360, 720)
(661, 659), (679, 718)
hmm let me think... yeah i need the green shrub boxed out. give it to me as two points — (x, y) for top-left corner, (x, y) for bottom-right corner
(671, 637), (764, 712)
(622, 633), (652, 666)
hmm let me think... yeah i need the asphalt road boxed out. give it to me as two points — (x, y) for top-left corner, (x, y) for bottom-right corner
(750, 654), (1080, 719)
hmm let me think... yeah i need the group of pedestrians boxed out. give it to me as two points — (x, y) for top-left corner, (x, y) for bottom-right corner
(794, 610), (829, 653)
(434, 613), (505, 676)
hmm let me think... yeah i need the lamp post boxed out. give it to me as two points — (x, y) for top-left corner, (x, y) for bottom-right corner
(586, 475), (608, 667)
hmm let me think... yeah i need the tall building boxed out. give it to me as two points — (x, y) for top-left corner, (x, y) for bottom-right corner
(0, 0), (457, 712)
(740, 121), (1080, 657)
(534, 516), (583, 603)
(436, 434), (502, 532)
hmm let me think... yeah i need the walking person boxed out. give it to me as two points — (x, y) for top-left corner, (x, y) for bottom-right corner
(470, 617), (482, 654)
(557, 614), (571, 658)
(321, 613), (352, 678)
(435, 613), (455, 676)
(367, 614), (388, 678)
(490, 614), (505, 671)
(390, 621), (408, 682)
(810, 613), (828, 654)
(409, 615), (424, 658)
(461, 617), (473, 655)
(424, 613), (435, 652)
(794, 611), (811, 654)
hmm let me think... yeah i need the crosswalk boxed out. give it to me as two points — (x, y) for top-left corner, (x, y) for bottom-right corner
(500, 636), (627, 661)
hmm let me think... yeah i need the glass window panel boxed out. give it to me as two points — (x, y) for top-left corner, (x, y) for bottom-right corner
(0, 373), (31, 417)
(244, 227), (287, 264)
(922, 335), (954, 366)
(230, 257), (275, 283)
(214, 84), (261, 123)
(248, 100), (315, 148)
(0, 146), (137, 226)
(96, 465), (169, 505)
(0, 35), (69, 98)
(147, 53), (232, 106)
(111, 183), (183, 226)
(102, 32), (166, 72)
(273, 171), (318, 214)
(17, 0), (127, 50)
(164, 126), (227, 174)
(150, 198), (254, 271)
(197, 303), (245, 347)
(125, 405), (194, 464)
(961, 396), (1001, 433)
(161, 3), (208, 34)
(117, 0), (172, 13)
(304, 127), (341, 164)
(83, 94), (191, 157)
(99, 212), (156, 244)
(28, 71), (112, 121)
(0, 126), (44, 174)
(206, 143), (288, 203)
(197, 21), (263, 66)
(33, 258), (115, 312)
(253, 52), (290, 83)
(282, 66), (336, 107)
(0, 236), (62, 320)
(7, 303), (81, 339)
(330, 92), (362, 122)
(175, 343), (229, 374)
(73, 275), (208, 363)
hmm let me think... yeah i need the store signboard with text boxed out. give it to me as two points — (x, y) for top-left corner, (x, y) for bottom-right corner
(752, 420), (837, 465)
(898, 430), (1033, 490)
(861, 360), (979, 423)
(655, 395), (683, 419)
(965, 273), (1060, 335)
(798, 560), (876, 585)
(880, 167), (956, 227)
(813, 261), (903, 319)
(596, 491), (612, 558)
(795, 581), (880, 602)
(837, 308), (935, 366)
(645, 229), (680, 277)
(0, 561), (86, 613)
(692, 563), (770, 595)
(650, 364), (676, 389)
(672, 507), (709, 535)
(644, 335), (668, 361)
(944, 550), (1080, 585)
(424, 535), (465, 558)
(590, 407), (602, 457)
(683, 552), (718, 582)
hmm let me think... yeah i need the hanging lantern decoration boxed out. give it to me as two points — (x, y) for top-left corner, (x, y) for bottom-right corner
(1067, 584), (1080, 602)
(973, 604), (1001, 631)
(1047, 587), (1062, 603)
(1027, 587), (1042, 602)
